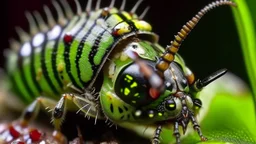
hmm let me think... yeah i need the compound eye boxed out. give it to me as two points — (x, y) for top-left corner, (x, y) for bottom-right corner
(165, 99), (176, 111)
(115, 62), (156, 107)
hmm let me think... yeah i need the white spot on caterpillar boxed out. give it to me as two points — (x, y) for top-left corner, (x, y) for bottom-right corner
(48, 25), (61, 40)
(126, 42), (145, 55)
(32, 33), (44, 47)
(20, 42), (31, 57)
(108, 62), (116, 79)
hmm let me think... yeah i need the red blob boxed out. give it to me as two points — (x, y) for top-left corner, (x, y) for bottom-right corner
(16, 141), (26, 144)
(9, 126), (20, 138)
(64, 34), (73, 44)
(29, 129), (42, 142)
(149, 88), (160, 99)
(112, 30), (119, 36)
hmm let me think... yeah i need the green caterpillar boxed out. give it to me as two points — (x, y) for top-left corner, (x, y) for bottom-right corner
(5, 0), (236, 143)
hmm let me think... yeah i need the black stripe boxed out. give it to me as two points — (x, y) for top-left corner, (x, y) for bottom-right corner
(64, 15), (89, 89)
(52, 25), (69, 89)
(30, 40), (42, 94)
(76, 14), (104, 87)
(64, 16), (83, 89)
(117, 12), (138, 32)
(75, 23), (96, 86)
(88, 29), (107, 68)
(41, 33), (59, 95)
(17, 43), (35, 99)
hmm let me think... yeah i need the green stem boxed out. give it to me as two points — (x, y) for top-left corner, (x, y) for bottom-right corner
(232, 0), (256, 115)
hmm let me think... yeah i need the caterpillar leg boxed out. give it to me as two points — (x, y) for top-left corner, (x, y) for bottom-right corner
(190, 115), (207, 141)
(20, 97), (57, 126)
(19, 97), (66, 142)
(173, 122), (181, 144)
(52, 93), (104, 130)
(152, 125), (162, 144)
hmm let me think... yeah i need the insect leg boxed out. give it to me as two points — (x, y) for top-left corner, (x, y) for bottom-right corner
(152, 125), (162, 144)
(52, 93), (104, 130)
(173, 122), (181, 144)
(190, 115), (207, 141)
(20, 97), (57, 126)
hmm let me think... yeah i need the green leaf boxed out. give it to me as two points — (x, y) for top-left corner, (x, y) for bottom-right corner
(158, 73), (256, 144)
(232, 0), (256, 104)
(182, 93), (256, 144)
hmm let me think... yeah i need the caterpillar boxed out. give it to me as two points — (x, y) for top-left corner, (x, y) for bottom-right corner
(5, 0), (236, 143)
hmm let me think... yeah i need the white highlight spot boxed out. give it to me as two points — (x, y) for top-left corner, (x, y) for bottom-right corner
(20, 42), (31, 57)
(48, 25), (62, 40)
(135, 110), (142, 117)
(32, 33), (45, 47)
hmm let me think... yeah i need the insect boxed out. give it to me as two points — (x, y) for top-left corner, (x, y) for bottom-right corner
(5, 0), (236, 143)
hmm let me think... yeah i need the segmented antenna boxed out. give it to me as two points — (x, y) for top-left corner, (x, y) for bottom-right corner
(155, 0), (236, 73)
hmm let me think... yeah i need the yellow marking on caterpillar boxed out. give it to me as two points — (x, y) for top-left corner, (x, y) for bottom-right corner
(36, 68), (42, 81)
(149, 113), (154, 118)
(169, 104), (175, 108)
(134, 93), (140, 97)
(107, 92), (113, 100)
(126, 75), (133, 80)
(132, 20), (152, 31)
(121, 11), (132, 20)
(57, 62), (65, 73)
(130, 82), (137, 88)
(124, 88), (130, 95)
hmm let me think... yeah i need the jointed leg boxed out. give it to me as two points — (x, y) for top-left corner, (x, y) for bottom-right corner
(173, 122), (181, 144)
(190, 115), (207, 141)
(20, 97), (57, 126)
(152, 125), (162, 144)
(52, 93), (104, 130)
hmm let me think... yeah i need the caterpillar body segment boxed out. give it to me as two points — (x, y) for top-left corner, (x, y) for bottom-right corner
(6, 0), (236, 143)
(7, 0), (155, 104)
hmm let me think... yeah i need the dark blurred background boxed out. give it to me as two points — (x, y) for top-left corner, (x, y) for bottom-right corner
(1, 0), (248, 143)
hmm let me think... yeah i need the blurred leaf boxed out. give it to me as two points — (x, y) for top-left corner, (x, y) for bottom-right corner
(181, 93), (256, 144)
(232, 0), (256, 104)
(157, 73), (256, 144)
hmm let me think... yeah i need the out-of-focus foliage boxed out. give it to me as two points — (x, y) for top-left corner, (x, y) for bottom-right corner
(158, 73), (256, 144)
(232, 0), (256, 103)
